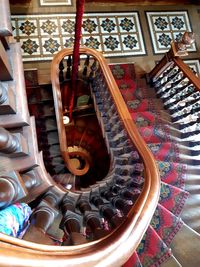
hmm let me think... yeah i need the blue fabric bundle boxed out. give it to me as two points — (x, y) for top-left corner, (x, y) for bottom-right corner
(0, 203), (32, 237)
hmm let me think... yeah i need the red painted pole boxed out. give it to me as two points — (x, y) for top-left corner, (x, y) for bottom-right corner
(69, 0), (85, 121)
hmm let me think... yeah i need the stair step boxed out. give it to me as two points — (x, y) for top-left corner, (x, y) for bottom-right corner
(156, 160), (187, 189)
(170, 223), (200, 267)
(148, 142), (180, 162)
(159, 182), (189, 216)
(130, 111), (168, 127)
(126, 98), (164, 112)
(160, 255), (182, 267)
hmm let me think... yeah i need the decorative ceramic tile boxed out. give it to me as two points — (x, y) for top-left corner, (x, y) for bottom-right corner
(39, 0), (72, 6)
(20, 38), (41, 56)
(11, 12), (146, 61)
(146, 11), (196, 54)
(184, 59), (200, 76)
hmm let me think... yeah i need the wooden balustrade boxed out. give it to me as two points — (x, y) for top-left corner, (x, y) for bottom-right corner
(0, 0), (160, 260)
(149, 41), (200, 92)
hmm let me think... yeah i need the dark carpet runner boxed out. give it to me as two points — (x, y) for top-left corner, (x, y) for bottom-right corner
(109, 63), (188, 267)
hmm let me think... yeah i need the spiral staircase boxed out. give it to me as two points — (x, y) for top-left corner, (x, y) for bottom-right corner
(1, 0), (200, 266)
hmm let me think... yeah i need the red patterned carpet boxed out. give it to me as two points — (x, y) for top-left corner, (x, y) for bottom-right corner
(109, 63), (188, 267)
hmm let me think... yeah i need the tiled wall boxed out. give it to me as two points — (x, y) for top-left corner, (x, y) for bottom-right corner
(10, 2), (200, 83)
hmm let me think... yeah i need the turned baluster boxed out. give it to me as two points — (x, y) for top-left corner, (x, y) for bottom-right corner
(100, 188), (115, 201)
(126, 179), (144, 189)
(85, 213), (109, 240)
(112, 196), (132, 215)
(111, 184), (122, 194)
(61, 195), (75, 213)
(0, 127), (19, 154)
(59, 60), (64, 83)
(82, 55), (90, 76)
(77, 197), (91, 214)
(43, 194), (58, 207)
(61, 214), (88, 245)
(90, 194), (104, 208)
(89, 60), (97, 80)
(0, 82), (8, 104)
(62, 214), (80, 234)
(21, 172), (37, 190)
(100, 205), (124, 227)
(120, 188), (140, 202)
(0, 176), (18, 208)
(66, 56), (72, 79)
(31, 206), (55, 233)
(115, 176), (125, 186)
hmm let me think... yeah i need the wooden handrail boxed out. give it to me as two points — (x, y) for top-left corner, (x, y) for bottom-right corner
(0, 47), (160, 266)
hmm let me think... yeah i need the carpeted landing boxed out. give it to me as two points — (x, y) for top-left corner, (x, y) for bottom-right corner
(109, 63), (200, 267)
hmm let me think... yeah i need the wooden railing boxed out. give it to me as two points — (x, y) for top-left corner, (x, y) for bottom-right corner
(47, 47), (160, 266)
(0, 0), (160, 265)
(149, 41), (200, 90)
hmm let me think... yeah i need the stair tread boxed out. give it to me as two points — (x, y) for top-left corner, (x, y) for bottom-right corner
(170, 223), (200, 267)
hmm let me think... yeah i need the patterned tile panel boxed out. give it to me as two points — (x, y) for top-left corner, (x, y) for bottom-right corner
(146, 11), (196, 54)
(184, 59), (200, 77)
(11, 12), (146, 61)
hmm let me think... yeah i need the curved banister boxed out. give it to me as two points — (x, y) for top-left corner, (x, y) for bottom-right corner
(0, 47), (160, 267)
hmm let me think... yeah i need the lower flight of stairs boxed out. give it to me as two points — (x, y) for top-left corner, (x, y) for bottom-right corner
(26, 83), (66, 175)
(109, 63), (200, 267)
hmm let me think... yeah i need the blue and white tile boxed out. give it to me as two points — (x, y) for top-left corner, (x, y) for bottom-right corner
(41, 37), (61, 55)
(17, 18), (38, 37)
(82, 17), (99, 34)
(118, 16), (136, 33)
(60, 18), (75, 34)
(82, 35), (102, 51)
(146, 11), (196, 54)
(11, 12), (146, 61)
(102, 35), (121, 52)
(99, 17), (118, 34)
(39, 18), (59, 35)
(20, 38), (41, 56)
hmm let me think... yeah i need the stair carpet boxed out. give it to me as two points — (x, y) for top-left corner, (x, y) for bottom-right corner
(108, 63), (200, 267)
(25, 63), (200, 265)
(26, 84), (66, 175)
